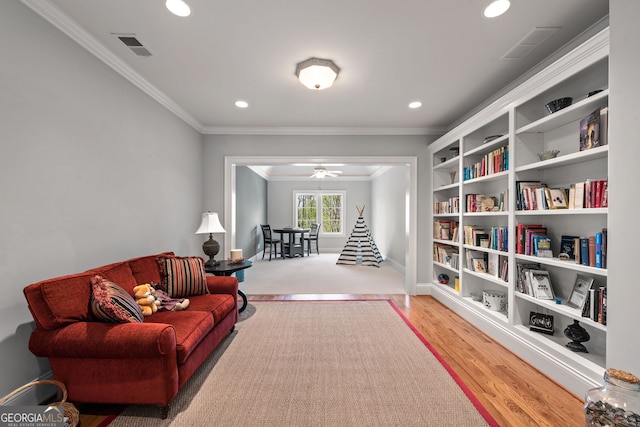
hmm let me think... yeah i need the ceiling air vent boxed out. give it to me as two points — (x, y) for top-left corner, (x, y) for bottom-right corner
(501, 27), (559, 60)
(113, 34), (152, 57)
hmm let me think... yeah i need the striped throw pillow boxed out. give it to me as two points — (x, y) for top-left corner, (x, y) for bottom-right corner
(90, 275), (143, 323)
(158, 256), (209, 298)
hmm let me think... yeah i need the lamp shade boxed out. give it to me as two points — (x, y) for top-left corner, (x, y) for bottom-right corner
(195, 212), (226, 234)
(295, 58), (340, 90)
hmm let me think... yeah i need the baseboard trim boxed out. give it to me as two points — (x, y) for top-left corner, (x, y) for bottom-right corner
(3, 372), (56, 406)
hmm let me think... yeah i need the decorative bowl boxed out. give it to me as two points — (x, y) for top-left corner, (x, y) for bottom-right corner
(483, 290), (507, 312)
(545, 97), (573, 114)
(587, 89), (603, 97)
(437, 273), (449, 284)
(484, 135), (503, 144)
(537, 150), (560, 161)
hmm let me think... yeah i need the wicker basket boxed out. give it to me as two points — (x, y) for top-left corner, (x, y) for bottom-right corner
(0, 379), (79, 427)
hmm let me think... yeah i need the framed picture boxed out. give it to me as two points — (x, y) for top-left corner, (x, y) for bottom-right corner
(546, 188), (568, 209)
(567, 275), (595, 310)
(529, 312), (554, 335)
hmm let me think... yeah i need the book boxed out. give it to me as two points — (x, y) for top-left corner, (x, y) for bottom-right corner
(580, 237), (589, 266)
(568, 184), (576, 209)
(515, 181), (542, 210)
(595, 232), (603, 268)
(516, 263), (540, 295)
(601, 228), (607, 268)
(574, 182), (585, 209)
(579, 108), (601, 151)
(560, 235), (579, 260)
(533, 235), (553, 257)
(574, 237), (581, 265)
(488, 253), (499, 277)
(588, 236), (596, 267)
(528, 269), (555, 300)
(600, 107), (609, 146)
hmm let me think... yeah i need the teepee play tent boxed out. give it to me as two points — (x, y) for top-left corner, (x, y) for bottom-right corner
(337, 206), (383, 267)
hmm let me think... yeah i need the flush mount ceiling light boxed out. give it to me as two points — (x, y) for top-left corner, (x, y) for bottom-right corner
(166, 0), (191, 17)
(235, 100), (249, 108)
(295, 58), (340, 90)
(484, 0), (511, 18)
(408, 101), (422, 109)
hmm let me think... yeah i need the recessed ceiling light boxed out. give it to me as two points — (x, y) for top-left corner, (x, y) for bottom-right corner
(235, 100), (249, 108)
(408, 101), (422, 109)
(484, 0), (511, 18)
(166, 0), (191, 17)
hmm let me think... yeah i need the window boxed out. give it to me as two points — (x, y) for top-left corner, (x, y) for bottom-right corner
(294, 191), (345, 234)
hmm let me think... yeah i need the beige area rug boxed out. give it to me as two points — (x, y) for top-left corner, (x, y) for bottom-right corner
(242, 253), (406, 294)
(106, 301), (497, 427)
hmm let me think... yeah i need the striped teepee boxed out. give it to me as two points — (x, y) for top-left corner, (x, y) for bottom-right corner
(336, 206), (383, 267)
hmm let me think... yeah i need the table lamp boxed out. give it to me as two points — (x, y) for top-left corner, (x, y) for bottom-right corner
(195, 212), (226, 267)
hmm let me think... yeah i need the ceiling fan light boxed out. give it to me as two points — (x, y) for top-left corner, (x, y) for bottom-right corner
(166, 0), (191, 17)
(296, 58), (340, 90)
(484, 0), (511, 18)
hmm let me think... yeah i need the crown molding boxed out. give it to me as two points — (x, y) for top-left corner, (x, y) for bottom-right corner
(20, 0), (204, 132)
(200, 126), (446, 136)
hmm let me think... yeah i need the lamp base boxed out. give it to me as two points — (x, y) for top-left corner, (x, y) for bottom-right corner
(202, 234), (220, 267)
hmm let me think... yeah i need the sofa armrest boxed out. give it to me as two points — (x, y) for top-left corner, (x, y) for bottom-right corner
(206, 275), (238, 296)
(29, 321), (176, 359)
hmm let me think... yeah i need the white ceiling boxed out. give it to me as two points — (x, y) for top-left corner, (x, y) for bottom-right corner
(22, 0), (608, 178)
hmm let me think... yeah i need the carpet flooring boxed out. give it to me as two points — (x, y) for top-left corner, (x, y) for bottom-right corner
(242, 253), (406, 295)
(106, 300), (497, 426)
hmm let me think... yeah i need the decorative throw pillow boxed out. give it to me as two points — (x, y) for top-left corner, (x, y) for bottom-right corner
(90, 275), (143, 323)
(157, 256), (209, 298)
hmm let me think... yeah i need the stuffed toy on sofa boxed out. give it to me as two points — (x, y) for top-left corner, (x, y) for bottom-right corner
(133, 284), (159, 316)
(152, 286), (190, 312)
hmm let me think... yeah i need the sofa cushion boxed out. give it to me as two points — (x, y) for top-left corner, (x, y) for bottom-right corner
(187, 294), (236, 325)
(24, 272), (95, 329)
(144, 310), (214, 364)
(157, 256), (209, 298)
(90, 276), (144, 323)
(95, 262), (138, 295)
(128, 252), (174, 286)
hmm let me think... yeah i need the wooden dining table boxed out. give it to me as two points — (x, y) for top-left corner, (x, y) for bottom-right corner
(272, 228), (310, 258)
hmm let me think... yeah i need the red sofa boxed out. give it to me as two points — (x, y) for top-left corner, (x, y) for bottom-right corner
(23, 252), (238, 418)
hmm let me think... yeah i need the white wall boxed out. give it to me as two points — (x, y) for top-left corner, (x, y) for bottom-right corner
(372, 166), (409, 268)
(0, 1), (204, 399)
(607, 0), (640, 378)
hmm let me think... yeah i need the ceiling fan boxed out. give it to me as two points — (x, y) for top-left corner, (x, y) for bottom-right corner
(310, 167), (343, 179)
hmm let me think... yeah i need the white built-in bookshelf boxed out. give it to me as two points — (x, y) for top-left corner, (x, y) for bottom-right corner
(428, 27), (610, 395)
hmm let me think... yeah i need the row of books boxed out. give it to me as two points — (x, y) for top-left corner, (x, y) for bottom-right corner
(465, 190), (508, 213)
(434, 243), (459, 268)
(516, 224), (550, 255)
(434, 219), (459, 241)
(466, 250), (508, 281)
(568, 179), (608, 209)
(515, 179), (608, 211)
(464, 225), (508, 252)
(434, 196), (460, 214)
(463, 145), (509, 181)
(559, 231), (607, 269)
(581, 285), (607, 325)
(516, 264), (555, 299)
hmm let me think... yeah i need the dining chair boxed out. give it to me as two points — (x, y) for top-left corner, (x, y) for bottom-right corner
(260, 224), (283, 261)
(304, 223), (321, 255)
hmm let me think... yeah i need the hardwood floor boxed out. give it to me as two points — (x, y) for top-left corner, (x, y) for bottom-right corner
(78, 294), (585, 426)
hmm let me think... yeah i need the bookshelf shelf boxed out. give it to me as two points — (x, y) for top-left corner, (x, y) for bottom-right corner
(515, 292), (607, 331)
(434, 238), (459, 247)
(515, 208), (607, 216)
(433, 261), (459, 273)
(515, 254), (608, 276)
(463, 170), (508, 184)
(428, 27), (609, 394)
